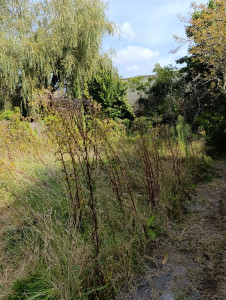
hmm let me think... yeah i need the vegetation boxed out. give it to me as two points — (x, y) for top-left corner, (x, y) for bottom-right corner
(129, 0), (225, 149)
(0, 102), (210, 299)
(0, 0), (225, 298)
(174, 0), (226, 90)
(174, 0), (226, 148)
(87, 62), (134, 120)
(0, 0), (114, 114)
(128, 65), (184, 124)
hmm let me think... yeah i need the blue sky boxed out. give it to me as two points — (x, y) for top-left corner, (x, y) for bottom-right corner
(103, 0), (206, 78)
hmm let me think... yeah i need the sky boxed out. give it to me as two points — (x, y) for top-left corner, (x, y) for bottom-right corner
(103, 0), (206, 78)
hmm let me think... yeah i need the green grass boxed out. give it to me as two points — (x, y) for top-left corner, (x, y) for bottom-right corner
(9, 274), (56, 300)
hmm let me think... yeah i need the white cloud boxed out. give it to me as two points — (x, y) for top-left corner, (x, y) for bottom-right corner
(126, 65), (140, 72)
(112, 46), (160, 77)
(120, 22), (135, 39)
(114, 46), (159, 65)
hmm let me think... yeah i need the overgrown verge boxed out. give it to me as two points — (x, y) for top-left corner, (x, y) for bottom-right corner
(0, 97), (211, 299)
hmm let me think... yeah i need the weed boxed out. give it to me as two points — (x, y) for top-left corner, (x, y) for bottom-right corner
(0, 95), (211, 298)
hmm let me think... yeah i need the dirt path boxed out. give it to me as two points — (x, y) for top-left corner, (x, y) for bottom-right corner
(121, 159), (226, 300)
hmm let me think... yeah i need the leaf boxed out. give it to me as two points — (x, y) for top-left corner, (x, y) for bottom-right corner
(162, 253), (168, 264)
(147, 215), (156, 227)
(148, 229), (156, 241)
(190, 183), (196, 189)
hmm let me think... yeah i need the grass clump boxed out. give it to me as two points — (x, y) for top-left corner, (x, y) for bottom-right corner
(9, 274), (56, 300)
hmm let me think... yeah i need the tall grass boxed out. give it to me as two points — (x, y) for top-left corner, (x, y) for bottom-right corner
(0, 96), (211, 299)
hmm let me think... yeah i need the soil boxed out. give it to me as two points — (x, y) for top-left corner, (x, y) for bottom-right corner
(120, 159), (226, 300)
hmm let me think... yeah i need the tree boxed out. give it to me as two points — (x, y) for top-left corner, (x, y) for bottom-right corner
(173, 0), (226, 148)
(0, 0), (114, 114)
(176, 54), (224, 124)
(88, 63), (134, 120)
(129, 64), (184, 124)
(173, 0), (226, 90)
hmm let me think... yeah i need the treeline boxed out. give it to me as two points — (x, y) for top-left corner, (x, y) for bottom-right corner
(128, 0), (225, 149)
(0, 0), (132, 120)
(0, 0), (225, 150)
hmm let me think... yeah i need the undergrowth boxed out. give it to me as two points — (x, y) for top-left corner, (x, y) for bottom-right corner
(0, 97), (211, 299)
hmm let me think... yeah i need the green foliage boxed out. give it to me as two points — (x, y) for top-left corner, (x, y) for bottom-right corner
(131, 117), (152, 134)
(88, 68), (134, 119)
(130, 64), (184, 124)
(128, 75), (151, 95)
(152, 63), (179, 86)
(176, 115), (191, 154)
(147, 229), (156, 241)
(172, 1), (226, 150)
(147, 215), (156, 241)
(0, 0), (114, 114)
(176, 54), (226, 151)
(0, 108), (20, 121)
(196, 112), (226, 149)
(9, 274), (56, 300)
(208, 0), (218, 9)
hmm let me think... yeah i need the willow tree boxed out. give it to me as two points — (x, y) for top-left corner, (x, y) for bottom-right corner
(0, 0), (114, 113)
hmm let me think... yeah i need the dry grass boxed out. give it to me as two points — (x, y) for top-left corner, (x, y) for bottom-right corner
(0, 105), (211, 299)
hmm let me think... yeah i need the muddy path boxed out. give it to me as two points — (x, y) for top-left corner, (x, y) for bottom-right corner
(120, 159), (226, 300)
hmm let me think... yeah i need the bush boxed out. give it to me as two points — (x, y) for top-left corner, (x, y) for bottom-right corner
(88, 69), (134, 120)
(0, 108), (20, 121)
(196, 112), (226, 150)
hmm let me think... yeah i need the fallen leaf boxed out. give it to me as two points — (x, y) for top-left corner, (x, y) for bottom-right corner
(162, 253), (168, 264)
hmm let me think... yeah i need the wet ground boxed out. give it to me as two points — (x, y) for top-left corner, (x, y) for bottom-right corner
(120, 160), (226, 300)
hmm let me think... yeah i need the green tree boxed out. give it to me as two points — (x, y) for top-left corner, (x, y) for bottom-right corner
(129, 64), (184, 124)
(88, 64), (134, 120)
(0, 0), (114, 114)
